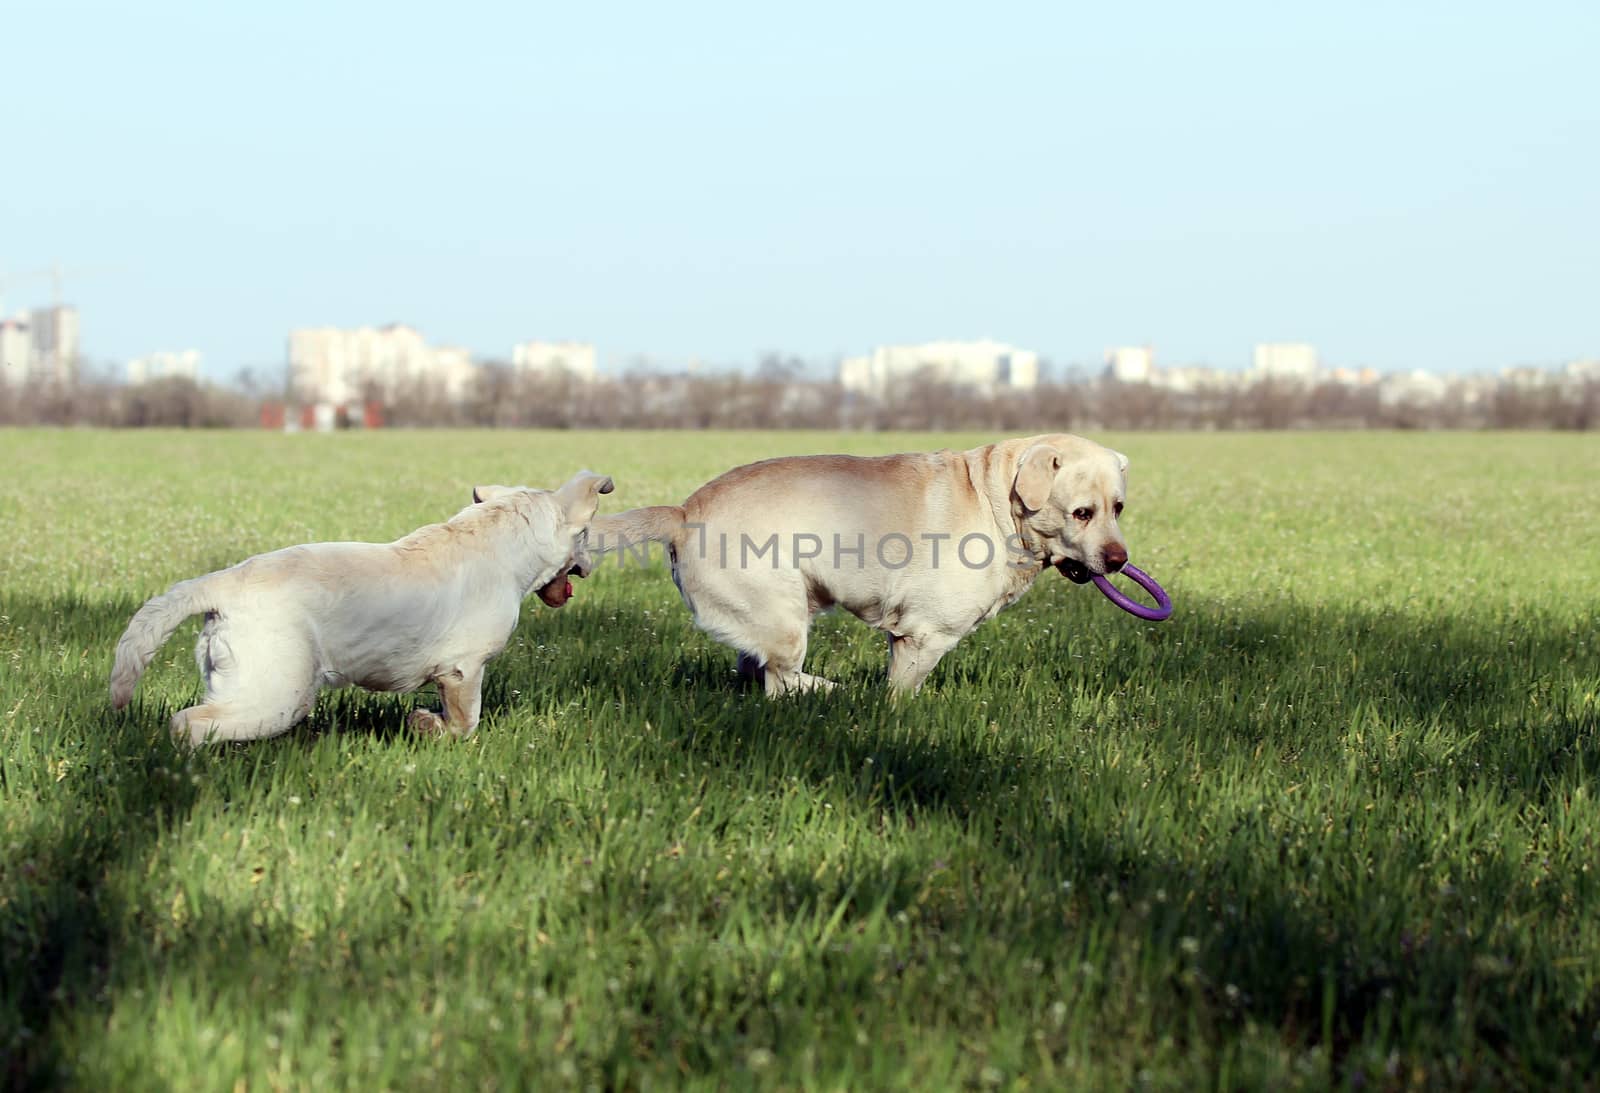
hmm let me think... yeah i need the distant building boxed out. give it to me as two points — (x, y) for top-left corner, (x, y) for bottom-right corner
(1567, 359), (1600, 383)
(511, 340), (598, 381)
(1106, 346), (1154, 384)
(839, 339), (1039, 397)
(28, 306), (80, 384)
(0, 318), (29, 386)
(128, 349), (201, 385)
(0, 306), (80, 386)
(1500, 365), (1555, 391)
(1379, 370), (1451, 407)
(432, 345), (478, 401)
(1458, 374), (1497, 407)
(1328, 366), (1380, 386)
(1101, 349), (1249, 393)
(289, 323), (478, 404)
(1156, 365), (1242, 393)
(837, 355), (872, 393)
(1252, 342), (1319, 381)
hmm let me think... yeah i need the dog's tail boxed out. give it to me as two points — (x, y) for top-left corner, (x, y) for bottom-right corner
(589, 505), (687, 555)
(110, 572), (225, 709)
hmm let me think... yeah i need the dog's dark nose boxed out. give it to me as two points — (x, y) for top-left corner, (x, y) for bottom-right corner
(1102, 543), (1128, 572)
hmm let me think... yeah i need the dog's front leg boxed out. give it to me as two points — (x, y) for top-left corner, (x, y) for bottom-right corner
(439, 663), (486, 738)
(408, 663), (486, 739)
(886, 631), (962, 694)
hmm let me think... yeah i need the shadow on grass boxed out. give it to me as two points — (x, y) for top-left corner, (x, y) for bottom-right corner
(0, 596), (204, 1090)
(4, 588), (1597, 1086)
(621, 593), (1600, 1081)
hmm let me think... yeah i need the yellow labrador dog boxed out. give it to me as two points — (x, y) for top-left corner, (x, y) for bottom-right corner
(591, 434), (1130, 694)
(110, 470), (613, 744)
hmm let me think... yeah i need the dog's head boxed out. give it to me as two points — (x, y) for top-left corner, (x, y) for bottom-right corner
(1010, 438), (1130, 584)
(472, 470), (614, 607)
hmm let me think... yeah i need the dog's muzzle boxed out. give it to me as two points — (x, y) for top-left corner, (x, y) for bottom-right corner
(570, 538), (595, 579)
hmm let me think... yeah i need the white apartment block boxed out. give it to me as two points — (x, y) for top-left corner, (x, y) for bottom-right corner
(1156, 365), (1246, 393)
(1327, 366), (1380, 386)
(1106, 345), (1154, 383)
(1252, 342), (1319, 381)
(0, 319), (29, 386)
(1500, 366), (1558, 391)
(289, 324), (478, 404)
(0, 306), (80, 386)
(29, 305), (80, 384)
(128, 349), (201, 385)
(1566, 359), (1600, 383)
(511, 340), (598, 381)
(839, 339), (1039, 397)
(432, 345), (479, 402)
(1379, 369), (1451, 408)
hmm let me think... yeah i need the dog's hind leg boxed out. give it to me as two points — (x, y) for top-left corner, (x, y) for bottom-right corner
(172, 615), (318, 745)
(409, 662), (486, 739)
(679, 560), (837, 695)
(737, 651), (833, 692)
(171, 700), (309, 746)
(735, 653), (765, 688)
(745, 624), (838, 696)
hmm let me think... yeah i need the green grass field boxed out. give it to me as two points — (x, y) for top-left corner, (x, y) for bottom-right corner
(2, 428), (1598, 1090)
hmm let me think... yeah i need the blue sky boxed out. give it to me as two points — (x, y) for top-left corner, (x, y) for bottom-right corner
(4, 1), (1596, 379)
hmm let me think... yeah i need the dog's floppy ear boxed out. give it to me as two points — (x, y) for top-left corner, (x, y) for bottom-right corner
(473, 485), (513, 504)
(1113, 449), (1130, 475)
(554, 469), (615, 526)
(1014, 444), (1062, 512)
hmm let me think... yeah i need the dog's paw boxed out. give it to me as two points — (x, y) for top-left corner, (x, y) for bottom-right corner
(766, 672), (838, 697)
(407, 709), (447, 736)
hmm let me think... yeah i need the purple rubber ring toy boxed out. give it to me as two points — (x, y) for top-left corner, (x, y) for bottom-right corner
(1091, 563), (1172, 621)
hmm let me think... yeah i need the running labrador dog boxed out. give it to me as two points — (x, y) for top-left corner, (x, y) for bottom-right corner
(590, 434), (1130, 694)
(110, 470), (614, 744)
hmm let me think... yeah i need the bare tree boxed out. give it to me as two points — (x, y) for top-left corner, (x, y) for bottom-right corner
(2, 354), (1594, 432)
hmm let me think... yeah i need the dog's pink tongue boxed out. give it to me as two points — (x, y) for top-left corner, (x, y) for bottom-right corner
(564, 579), (574, 599)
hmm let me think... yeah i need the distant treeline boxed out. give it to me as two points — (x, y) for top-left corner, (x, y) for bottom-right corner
(3, 363), (1597, 431)
(0, 375), (260, 428)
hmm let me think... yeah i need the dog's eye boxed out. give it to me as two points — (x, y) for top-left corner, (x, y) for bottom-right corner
(1113, 501), (1124, 517)
(1072, 507), (1094, 522)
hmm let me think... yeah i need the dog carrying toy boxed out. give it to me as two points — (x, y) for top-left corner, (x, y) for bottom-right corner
(1091, 563), (1172, 621)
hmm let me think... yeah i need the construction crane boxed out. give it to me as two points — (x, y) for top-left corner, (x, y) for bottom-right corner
(0, 268), (48, 318)
(0, 262), (123, 315)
